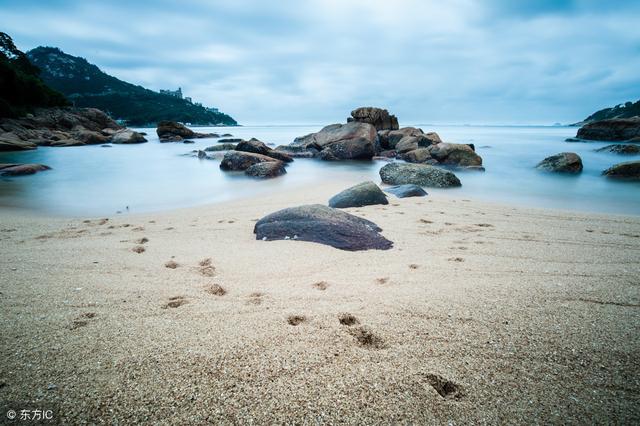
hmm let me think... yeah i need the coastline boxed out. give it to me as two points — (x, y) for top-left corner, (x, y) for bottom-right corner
(1, 183), (639, 423)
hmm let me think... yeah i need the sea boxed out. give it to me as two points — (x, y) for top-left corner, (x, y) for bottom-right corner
(0, 124), (638, 216)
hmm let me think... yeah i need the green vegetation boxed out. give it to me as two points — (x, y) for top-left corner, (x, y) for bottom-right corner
(0, 32), (68, 118)
(583, 100), (640, 123)
(27, 46), (237, 126)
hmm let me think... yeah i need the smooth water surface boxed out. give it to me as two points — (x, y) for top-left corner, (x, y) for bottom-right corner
(0, 124), (638, 216)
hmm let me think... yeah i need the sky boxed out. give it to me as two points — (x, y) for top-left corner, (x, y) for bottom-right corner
(1, 0), (639, 125)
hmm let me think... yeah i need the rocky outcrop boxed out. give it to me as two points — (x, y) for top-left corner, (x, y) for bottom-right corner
(0, 163), (51, 176)
(595, 144), (640, 154)
(219, 151), (278, 171)
(0, 107), (135, 151)
(235, 138), (293, 162)
(328, 181), (388, 208)
(253, 204), (393, 251)
(602, 161), (640, 179)
(347, 107), (398, 131)
(288, 122), (377, 160)
(576, 117), (640, 142)
(425, 143), (483, 168)
(379, 163), (461, 188)
(245, 161), (286, 178)
(536, 152), (583, 173)
(384, 184), (428, 198)
(156, 121), (217, 142)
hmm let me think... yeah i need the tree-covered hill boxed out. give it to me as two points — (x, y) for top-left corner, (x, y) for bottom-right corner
(27, 46), (237, 126)
(577, 100), (640, 125)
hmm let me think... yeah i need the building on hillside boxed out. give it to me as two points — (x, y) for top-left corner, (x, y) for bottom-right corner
(184, 97), (192, 103)
(159, 87), (183, 99)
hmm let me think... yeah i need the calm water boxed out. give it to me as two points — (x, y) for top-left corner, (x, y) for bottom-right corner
(0, 124), (638, 216)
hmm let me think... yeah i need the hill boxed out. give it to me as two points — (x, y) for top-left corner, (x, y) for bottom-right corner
(575, 99), (640, 125)
(0, 32), (68, 118)
(27, 46), (237, 126)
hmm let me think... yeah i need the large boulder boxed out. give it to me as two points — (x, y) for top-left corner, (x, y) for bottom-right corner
(536, 152), (583, 173)
(383, 184), (428, 198)
(219, 151), (277, 171)
(156, 121), (216, 142)
(0, 163), (51, 176)
(576, 117), (640, 142)
(288, 122), (377, 160)
(426, 143), (483, 168)
(595, 144), (640, 154)
(236, 138), (293, 162)
(328, 181), (389, 208)
(253, 204), (393, 251)
(348, 107), (399, 131)
(602, 161), (640, 179)
(111, 129), (147, 144)
(379, 163), (461, 188)
(245, 161), (286, 178)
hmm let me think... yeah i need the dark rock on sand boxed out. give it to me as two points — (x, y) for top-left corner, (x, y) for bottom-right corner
(236, 138), (293, 162)
(156, 121), (217, 142)
(536, 152), (583, 173)
(328, 181), (388, 208)
(426, 143), (483, 168)
(576, 117), (640, 142)
(595, 144), (640, 154)
(288, 122), (376, 160)
(245, 161), (286, 178)
(0, 163), (51, 176)
(220, 151), (277, 171)
(254, 204), (393, 251)
(347, 107), (399, 131)
(384, 184), (428, 198)
(379, 163), (461, 188)
(602, 161), (640, 180)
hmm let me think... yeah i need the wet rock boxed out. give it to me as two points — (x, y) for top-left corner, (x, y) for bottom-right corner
(328, 181), (389, 208)
(536, 152), (583, 173)
(0, 163), (51, 176)
(595, 144), (640, 154)
(576, 117), (640, 141)
(384, 184), (428, 198)
(379, 162), (461, 188)
(402, 148), (437, 164)
(156, 121), (216, 142)
(236, 138), (293, 162)
(245, 161), (286, 178)
(254, 204), (393, 251)
(602, 161), (640, 179)
(111, 129), (147, 144)
(288, 122), (376, 160)
(204, 143), (236, 152)
(426, 143), (483, 168)
(219, 138), (242, 143)
(220, 151), (277, 171)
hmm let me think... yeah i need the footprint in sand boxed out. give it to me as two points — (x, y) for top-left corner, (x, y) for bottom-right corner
(287, 315), (307, 326)
(409, 264), (419, 269)
(246, 292), (264, 305)
(313, 281), (329, 290)
(198, 258), (216, 276)
(164, 260), (179, 269)
(205, 284), (226, 296)
(135, 237), (149, 244)
(163, 296), (188, 309)
(448, 257), (464, 262)
(348, 326), (385, 349)
(338, 313), (359, 326)
(69, 312), (97, 330)
(132, 246), (145, 253)
(475, 223), (494, 228)
(375, 277), (389, 285)
(419, 219), (433, 224)
(425, 373), (463, 400)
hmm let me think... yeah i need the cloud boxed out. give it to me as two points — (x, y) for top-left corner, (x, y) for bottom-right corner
(0, 0), (638, 124)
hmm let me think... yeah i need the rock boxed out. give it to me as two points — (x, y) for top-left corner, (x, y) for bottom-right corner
(379, 163), (461, 188)
(576, 117), (640, 141)
(197, 150), (207, 159)
(156, 121), (216, 142)
(386, 127), (424, 149)
(602, 161), (640, 179)
(402, 148), (437, 164)
(245, 161), (286, 178)
(595, 144), (640, 154)
(111, 129), (147, 144)
(219, 151), (277, 171)
(221, 133), (233, 137)
(183, 140), (195, 144)
(0, 132), (37, 151)
(372, 156), (393, 162)
(0, 163), (51, 176)
(204, 143), (236, 151)
(101, 144), (112, 148)
(236, 138), (293, 162)
(384, 184), (428, 198)
(253, 204), (393, 251)
(289, 122), (376, 160)
(74, 129), (110, 145)
(395, 136), (419, 154)
(379, 150), (397, 158)
(426, 143), (483, 167)
(536, 152), (583, 173)
(328, 181), (389, 208)
(219, 138), (242, 143)
(347, 107), (399, 131)
(565, 137), (582, 142)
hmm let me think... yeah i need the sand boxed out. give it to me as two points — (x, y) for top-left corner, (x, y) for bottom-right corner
(1, 182), (639, 424)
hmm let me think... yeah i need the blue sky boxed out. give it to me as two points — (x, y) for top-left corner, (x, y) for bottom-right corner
(1, 0), (639, 125)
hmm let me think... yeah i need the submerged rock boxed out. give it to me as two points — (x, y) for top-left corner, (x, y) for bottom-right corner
(0, 163), (51, 176)
(328, 181), (389, 208)
(348, 107), (399, 131)
(576, 117), (640, 141)
(245, 161), (286, 178)
(595, 144), (640, 154)
(254, 204), (393, 251)
(379, 163), (461, 188)
(219, 151), (278, 171)
(384, 184), (428, 198)
(602, 161), (640, 180)
(236, 138), (293, 162)
(536, 152), (583, 173)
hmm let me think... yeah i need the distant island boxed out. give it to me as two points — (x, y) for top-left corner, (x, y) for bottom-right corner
(26, 46), (237, 127)
(574, 99), (640, 125)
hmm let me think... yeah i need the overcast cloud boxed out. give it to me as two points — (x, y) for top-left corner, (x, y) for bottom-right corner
(1, 0), (639, 124)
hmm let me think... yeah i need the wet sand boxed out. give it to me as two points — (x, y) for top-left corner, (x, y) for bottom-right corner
(1, 182), (639, 424)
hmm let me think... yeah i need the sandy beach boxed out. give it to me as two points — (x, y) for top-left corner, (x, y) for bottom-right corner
(1, 182), (639, 424)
